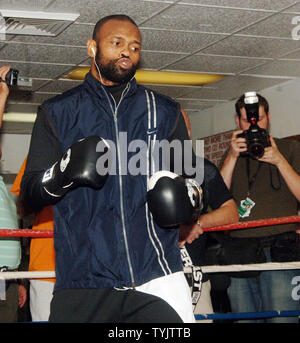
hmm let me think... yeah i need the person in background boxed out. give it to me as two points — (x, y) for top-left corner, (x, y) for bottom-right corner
(0, 65), (26, 322)
(219, 92), (300, 323)
(180, 110), (238, 323)
(11, 158), (55, 322)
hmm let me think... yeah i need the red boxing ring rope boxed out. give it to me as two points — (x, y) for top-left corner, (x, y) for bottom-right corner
(0, 229), (53, 237)
(203, 215), (300, 232)
(0, 215), (299, 237)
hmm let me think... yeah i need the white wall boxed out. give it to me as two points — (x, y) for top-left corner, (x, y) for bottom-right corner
(190, 78), (300, 140)
(0, 134), (31, 174)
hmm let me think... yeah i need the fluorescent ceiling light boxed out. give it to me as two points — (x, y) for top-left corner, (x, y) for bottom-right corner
(2, 112), (36, 123)
(66, 67), (226, 86)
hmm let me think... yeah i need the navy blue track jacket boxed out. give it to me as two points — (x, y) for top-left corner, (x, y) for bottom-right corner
(21, 72), (186, 291)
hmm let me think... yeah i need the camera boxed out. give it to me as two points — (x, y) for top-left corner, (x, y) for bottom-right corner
(0, 68), (32, 88)
(5, 68), (19, 86)
(237, 92), (270, 159)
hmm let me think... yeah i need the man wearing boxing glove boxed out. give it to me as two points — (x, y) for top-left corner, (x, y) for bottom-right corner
(21, 15), (237, 323)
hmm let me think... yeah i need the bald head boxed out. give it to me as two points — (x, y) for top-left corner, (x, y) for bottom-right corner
(92, 14), (139, 43)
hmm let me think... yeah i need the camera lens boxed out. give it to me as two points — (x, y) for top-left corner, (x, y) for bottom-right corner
(248, 142), (265, 159)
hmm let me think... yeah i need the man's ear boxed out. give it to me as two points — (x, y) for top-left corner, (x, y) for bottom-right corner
(87, 39), (97, 58)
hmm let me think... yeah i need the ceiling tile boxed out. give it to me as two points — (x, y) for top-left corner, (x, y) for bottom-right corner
(6, 91), (58, 105)
(0, 61), (74, 79)
(183, 84), (234, 100)
(279, 47), (300, 59)
(140, 28), (227, 53)
(283, 2), (300, 13)
(0, 43), (87, 64)
(37, 80), (83, 93)
(5, 103), (39, 119)
(177, 0), (299, 11)
(0, 0), (52, 11)
(178, 98), (226, 111)
(46, 0), (171, 24)
(0, 121), (34, 134)
(27, 79), (53, 92)
(140, 51), (188, 69)
(143, 4), (270, 33)
(5, 88), (33, 103)
(78, 57), (91, 66)
(201, 34), (300, 58)
(16, 92), (57, 104)
(243, 59), (300, 77)
(209, 75), (293, 100)
(238, 13), (299, 38)
(166, 54), (270, 74)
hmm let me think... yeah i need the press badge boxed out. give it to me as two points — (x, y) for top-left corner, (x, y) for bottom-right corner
(238, 197), (255, 218)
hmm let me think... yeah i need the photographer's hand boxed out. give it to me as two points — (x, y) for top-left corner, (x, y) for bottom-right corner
(0, 65), (11, 128)
(0, 65), (10, 96)
(219, 130), (247, 189)
(229, 130), (247, 158)
(258, 136), (284, 166)
(259, 136), (300, 202)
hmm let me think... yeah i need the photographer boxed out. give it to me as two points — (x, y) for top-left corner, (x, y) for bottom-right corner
(219, 92), (300, 323)
(0, 65), (27, 322)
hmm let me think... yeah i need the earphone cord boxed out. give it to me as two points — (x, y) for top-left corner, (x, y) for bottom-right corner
(93, 55), (104, 84)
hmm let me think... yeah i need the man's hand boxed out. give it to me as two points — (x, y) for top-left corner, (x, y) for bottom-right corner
(259, 135), (300, 202)
(0, 65), (10, 98)
(258, 136), (284, 166)
(0, 66), (11, 128)
(18, 284), (27, 308)
(228, 130), (247, 158)
(179, 221), (203, 248)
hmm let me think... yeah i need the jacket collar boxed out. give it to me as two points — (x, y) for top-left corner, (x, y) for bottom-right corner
(84, 71), (137, 99)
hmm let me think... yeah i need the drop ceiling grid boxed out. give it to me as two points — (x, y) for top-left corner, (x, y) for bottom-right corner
(0, 0), (299, 114)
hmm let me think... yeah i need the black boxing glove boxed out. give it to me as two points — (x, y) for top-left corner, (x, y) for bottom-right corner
(42, 136), (109, 198)
(147, 171), (203, 228)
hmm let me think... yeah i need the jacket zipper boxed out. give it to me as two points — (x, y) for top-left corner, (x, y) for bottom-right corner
(105, 83), (136, 289)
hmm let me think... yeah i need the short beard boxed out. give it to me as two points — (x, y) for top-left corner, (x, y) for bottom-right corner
(96, 51), (138, 84)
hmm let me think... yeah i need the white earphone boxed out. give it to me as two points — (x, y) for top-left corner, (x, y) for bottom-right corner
(91, 46), (104, 83)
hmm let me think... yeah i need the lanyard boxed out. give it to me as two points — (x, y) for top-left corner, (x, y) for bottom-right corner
(246, 157), (261, 196)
